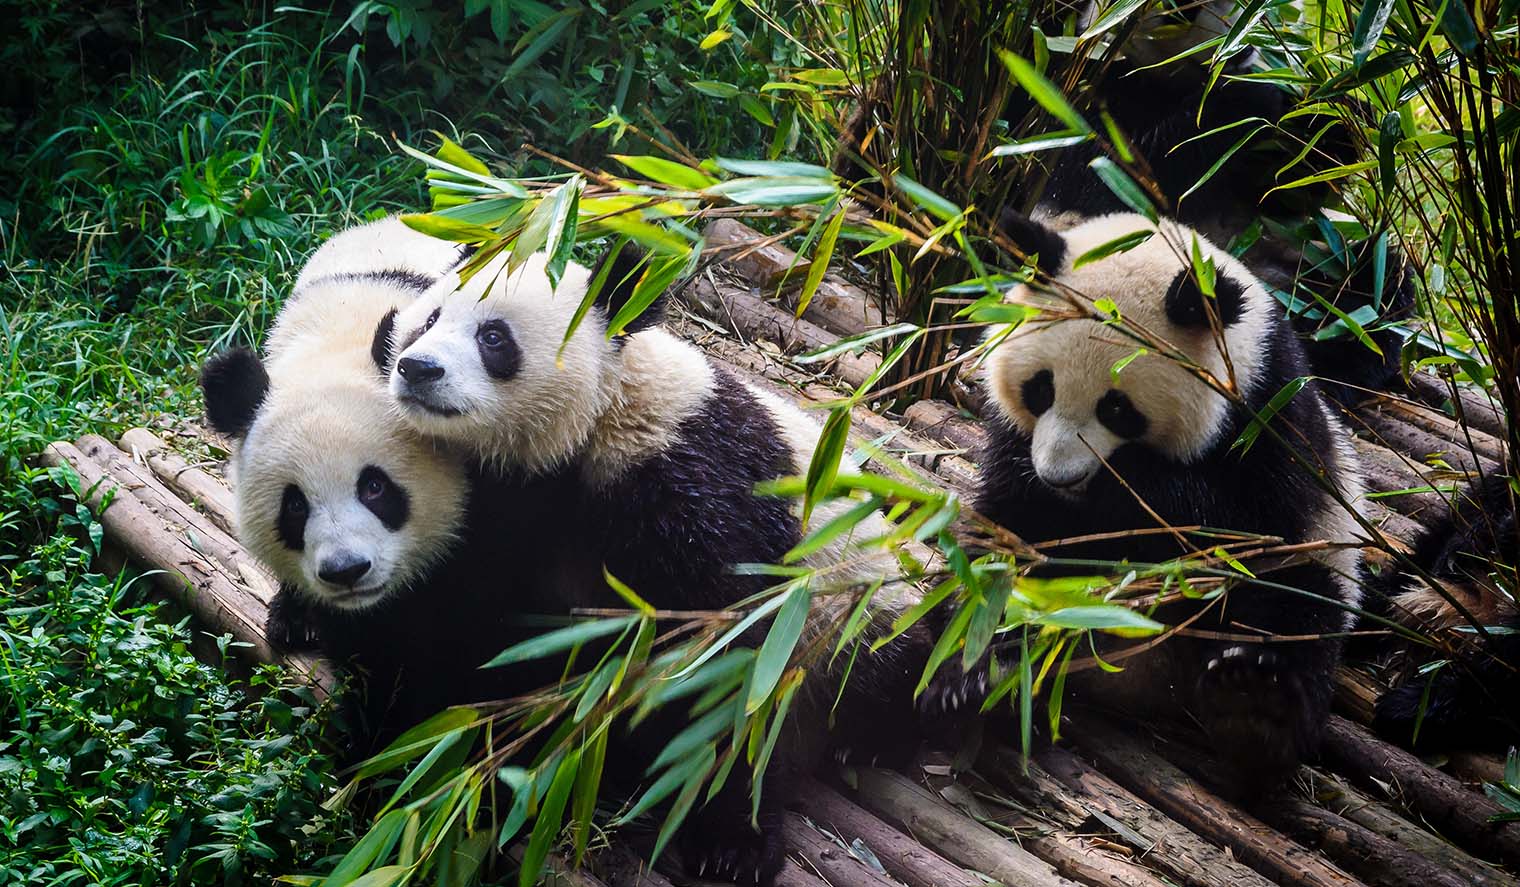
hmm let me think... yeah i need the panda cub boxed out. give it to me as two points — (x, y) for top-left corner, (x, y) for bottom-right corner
(372, 244), (931, 883)
(1374, 474), (1520, 749)
(200, 217), (545, 747)
(978, 211), (1367, 793)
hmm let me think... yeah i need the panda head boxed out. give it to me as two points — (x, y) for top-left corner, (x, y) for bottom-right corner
(200, 348), (468, 610)
(986, 211), (1273, 496)
(376, 243), (656, 474)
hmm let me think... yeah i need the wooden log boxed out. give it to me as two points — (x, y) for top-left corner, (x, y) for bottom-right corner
(1406, 374), (1508, 442)
(902, 400), (989, 455)
(1032, 745), (1275, 887)
(791, 780), (980, 887)
(1310, 769), (1516, 887)
(1448, 751), (1507, 787)
(1333, 668), (1383, 727)
(685, 275), (880, 389)
(1376, 398), (1507, 465)
(1350, 436), (1449, 520)
(1255, 796), (1475, 887)
(505, 846), (609, 887)
(40, 440), (331, 692)
(848, 767), (1084, 887)
(588, 846), (677, 887)
(1003, 811), (1174, 887)
(1066, 715), (1368, 887)
(1321, 715), (1520, 866)
(119, 427), (237, 533)
(781, 812), (900, 887)
(771, 858), (830, 887)
(706, 219), (881, 337)
(1352, 403), (1497, 473)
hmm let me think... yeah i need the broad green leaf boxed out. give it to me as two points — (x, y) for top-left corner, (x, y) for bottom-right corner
(792, 68), (849, 86)
(482, 616), (639, 668)
(1034, 605), (1163, 635)
(595, 215), (693, 254)
(1440, 0), (1480, 55)
(434, 134), (490, 175)
(1378, 111), (1401, 193)
(746, 585), (811, 712)
(715, 158), (833, 178)
(1072, 228), (1155, 268)
(519, 748), (581, 887)
(796, 206), (847, 319)
(705, 176), (839, 206)
(397, 141), (527, 198)
(1088, 158), (1156, 222)
(739, 94), (775, 126)
(613, 154), (719, 190)
(999, 51), (1092, 134)
(1232, 376), (1310, 453)
(570, 730), (607, 864)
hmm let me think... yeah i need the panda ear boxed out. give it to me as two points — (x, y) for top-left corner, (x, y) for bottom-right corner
(1164, 270), (1246, 329)
(591, 240), (662, 334)
(997, 208), (1067, 276)
(371, 308), (398, 374)
(200, 347), (269, 440)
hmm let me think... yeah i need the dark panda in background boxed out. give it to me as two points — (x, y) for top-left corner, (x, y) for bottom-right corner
(976, 211), (1367, 795)
(1373, 474), (1520, 749)
(373, 244), (934, 884)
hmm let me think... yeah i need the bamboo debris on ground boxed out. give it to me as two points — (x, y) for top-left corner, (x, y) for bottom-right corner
(791, 780), (982, 887)
(1321, 716), (1520, 867)
(781, 812), (903, 887)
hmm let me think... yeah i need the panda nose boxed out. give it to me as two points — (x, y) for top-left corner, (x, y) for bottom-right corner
(318, 555), (372, 588)
(397, 356), (445, 384)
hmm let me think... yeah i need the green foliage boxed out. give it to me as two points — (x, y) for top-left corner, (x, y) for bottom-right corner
(0, 476), (356, 885)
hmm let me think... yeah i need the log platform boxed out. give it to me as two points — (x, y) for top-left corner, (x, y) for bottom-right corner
(41, 220), (1515, 887)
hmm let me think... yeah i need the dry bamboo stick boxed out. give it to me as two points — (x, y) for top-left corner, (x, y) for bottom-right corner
(1309, 769), (1516, 887)
(1066, 715), (1368, 887)
(1321, 715), (1520, 866)
(1031, 745), (1275, 887)
(848, 767), (1084, 887)
(791, 780), (980, 887)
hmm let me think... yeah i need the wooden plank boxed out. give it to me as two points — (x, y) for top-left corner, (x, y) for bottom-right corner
(1322, 715), (1520, 867)
(1066, 715), (1369, 887)
(792, 780), (981, 887)
(848, 767), (1084, 887)
(1032, 745), (1276, 887)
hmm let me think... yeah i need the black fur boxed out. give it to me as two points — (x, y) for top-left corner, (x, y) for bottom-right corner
(201, 347), (269, 440)
(997, 208), (1068, 275)
(976, 306), (1354, 796)
(1287, 241), (1417, 404)
(592, 240), (665, 335)
(474, 319), (521, 380)
(302, 268), (438, 294)
(357, 465), (410, 531)
(1373, 474), (1520, 749)
(371, 308), (398, 372)
(1164, 269), (1246, 329)
(276, 485), (308, 551)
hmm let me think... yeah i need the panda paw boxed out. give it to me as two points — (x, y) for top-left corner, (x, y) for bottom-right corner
(679, 815), (784, 885)
(1195, 646), (1315, 795)
(919, 660), (991, 718)
(266, 588), (322, 653)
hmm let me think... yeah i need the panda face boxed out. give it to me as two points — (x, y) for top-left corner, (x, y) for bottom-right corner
(233, 383), (468, 610)
(382, 251), (621, 474)
(986, 213), (1271, 495)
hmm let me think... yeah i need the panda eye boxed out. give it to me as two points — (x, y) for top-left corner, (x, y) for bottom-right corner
(423, 308), (440, 332)
(1096, 389), (1149, 439)
(360, 473), (387, 501)
(478, 328), (504, 349)
(277, 484), (309, 551)
(476, 321), (511, 351)
(283, 485), (307, 515)
(1022, 370), (1055, 417)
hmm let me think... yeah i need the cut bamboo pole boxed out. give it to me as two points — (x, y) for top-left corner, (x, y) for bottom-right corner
(781, 813), (901, 887)
(1256, 796), (1475, 887)
(119, 427), (237, 533)
(1321, 715), (1520, 866)
(791, 780), (979, 887)
(1310, 769), (1515, 887)
(848, 767), (1084, 887)
(1031, 746), (1275, 887)
(1405, 374), (1507, 441)
(1066, 715), (1368, 887)
(706, 219), (881, 337)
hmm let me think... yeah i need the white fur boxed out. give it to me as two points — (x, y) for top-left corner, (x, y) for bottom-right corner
(986, 213), (1273, 492)
(293, 216), (466, 294)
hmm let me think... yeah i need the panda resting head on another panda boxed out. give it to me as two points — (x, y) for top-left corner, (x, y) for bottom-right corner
(977, 210), (1366, 795)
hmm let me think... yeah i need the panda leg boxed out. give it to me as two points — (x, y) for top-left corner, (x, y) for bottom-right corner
(1191, 565), (1345, 795)
(266, 583), (323, 652)
(827, 624), (936, 768)
(1375, 635), (1520, 751)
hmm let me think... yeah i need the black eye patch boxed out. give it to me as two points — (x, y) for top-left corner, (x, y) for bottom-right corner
(1096, 390), (1149, 440)
(276, 484), (309, 551)
(357, 465), (409, 532)
(1022, 369), (1055, 416)
(475, 319), (521, 380)
(1164, 269), (1246, 328)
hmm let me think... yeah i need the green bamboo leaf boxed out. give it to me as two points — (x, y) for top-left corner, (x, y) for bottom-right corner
(749, 677), (799, 823)
(666, 594), (788, 681)
(987, 131), (1092, 158)
(802, 408), (852, 527)
(915, 599), (975, 696)
(356, 708), (480, 779)
(893, 174), (962, 222)
(1353, 0), (1397, 67)
(796, 206), (847, 319)
(1034, 605), (1164, 635)
(1264, 160), (1377, 195)
(397, 213), (499, 244)
(795, 322), (919, 364)
(1088, 158), (1156, 222)
(433, 134), (490, 175)
(963, 578), (1012, 670)
(615, 746), (709, 825)
(649, 702), (733, 774)
(1378, 111), (1401, 193)
(783, 496), (882, 564)
(570, 731), (607, 865)
(561, 237), (637, 359)
(381, 726), (475, 813)
(1080, 0), (1150, 39)
(1440, 0), (1480, 55)
(613, 154), (720, 190)
(518, 748), (581, 887)
(705, 176), (839, 206)
(1212, 0), (1270, 63)
(431, 196), (526, 227)
(396, 141), (527, 197)
(1071, 228), (1155, 268)
(792, 68), (849, 85)
(324, 809), (409, 887)
(543, 176), (583, 290)
(746, 585), (811, 712)
(715, 158), (832, 178)
(482, 616), (639, 668)
(503, 8), (577, 80)
(998, 51), (1092, 134)
(1232, 376), (1310, 453)
(607, 251), (690, 337)
(341, 866), (413, 887)
(1179, 126), (1266, 205)
(650, 745), (716, 862)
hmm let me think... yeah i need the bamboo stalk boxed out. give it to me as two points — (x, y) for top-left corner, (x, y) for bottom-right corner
(118, 427), (237, 534)
(706, 219), (880, 336)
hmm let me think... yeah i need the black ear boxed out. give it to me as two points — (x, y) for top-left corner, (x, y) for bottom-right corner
(371, 308), (398, 373)
(1164, 270), (1246, 329)
(200, 347), (269, 440)
(591, 240), (662, 334)
(997, 208), (1067, 276)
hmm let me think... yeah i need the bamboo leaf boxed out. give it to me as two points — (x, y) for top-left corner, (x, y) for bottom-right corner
(746, 585), (811, 712)
(715, 158), (832, 178)
(613, 154), (720, 190)
(570, 731), (607, 865)
(987, 131), (1092, 158)
(802, 408), (852, 527)
(892, 175), (962, 222)
(482, 616), (639, 668)
(784, 496), (882, 564)
(1353, 0), (1397, 67)
(705, 176), (839, 206)
(607, 251), (690, 337)
(1072, 229), (1155, 268)
(543, 176), (583, 290)
(1232, 376), (1310, 453)
(796, 206), (847, 319)
(999, 50), (1092, 134)
(1088, 158), (1156, 222)
(518, 748), (581, 887)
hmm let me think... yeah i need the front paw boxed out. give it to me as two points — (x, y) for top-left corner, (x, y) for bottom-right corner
(266, 588), (322, 653)
(678, 813), (784, 885)
(919, 659), (991, 718)
(1195, 646), (1317, 795)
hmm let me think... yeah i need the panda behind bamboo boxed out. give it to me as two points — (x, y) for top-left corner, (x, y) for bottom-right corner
(371, 245), (934, 883)
(975, 211), (1367, 794)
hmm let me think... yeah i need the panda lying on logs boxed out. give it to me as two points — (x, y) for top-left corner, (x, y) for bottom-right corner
(973, 211), (1368, 795)
(1373, 474), (1520, 749)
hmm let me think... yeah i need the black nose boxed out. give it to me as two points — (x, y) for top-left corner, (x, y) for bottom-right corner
(396, 356), (445, 383)
(318, 556), (372, 588)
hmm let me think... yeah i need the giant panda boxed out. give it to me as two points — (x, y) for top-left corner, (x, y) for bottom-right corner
(199, 216), (555, 748)
(975, 210), (1367, 794)
(1372, 474), (1520, 749)
(370, 243), (934, 883)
